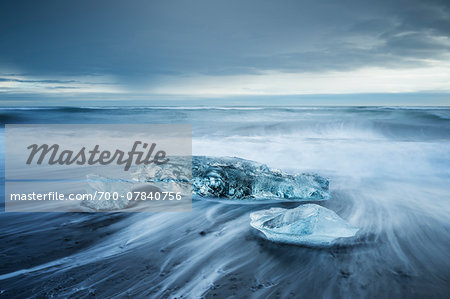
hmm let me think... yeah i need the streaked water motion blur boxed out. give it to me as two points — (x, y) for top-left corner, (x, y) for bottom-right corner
(1, 106), (449, 298)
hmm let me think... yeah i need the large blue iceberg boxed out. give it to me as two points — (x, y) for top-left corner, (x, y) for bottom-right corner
(250, 204), (359, 246)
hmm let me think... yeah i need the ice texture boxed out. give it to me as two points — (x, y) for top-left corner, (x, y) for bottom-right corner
(81, 174), (136, 211)
(250, 204), (359, 246)
(190, 156), (329, 200)
(135, 156), (329, 200)
(83, 156), (330, 211)
(133, 156), (192, 185)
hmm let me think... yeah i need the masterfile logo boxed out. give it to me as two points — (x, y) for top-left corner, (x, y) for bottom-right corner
(5, 124), (192, 212)
(26, 141), (170, 171)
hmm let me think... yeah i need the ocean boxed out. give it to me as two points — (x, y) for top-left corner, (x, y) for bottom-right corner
(0, 106), (449, 298)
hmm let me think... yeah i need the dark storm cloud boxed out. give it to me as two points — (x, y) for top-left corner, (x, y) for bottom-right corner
(0, 0), (449, 81)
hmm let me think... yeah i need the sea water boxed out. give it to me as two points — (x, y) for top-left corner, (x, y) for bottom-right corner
(0, 106), (449, 297)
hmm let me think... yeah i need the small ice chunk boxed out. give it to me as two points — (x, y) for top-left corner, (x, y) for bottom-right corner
(81, 174), (136, 211)
(81, 173), (191, 211)
(250, 204), (359, 246)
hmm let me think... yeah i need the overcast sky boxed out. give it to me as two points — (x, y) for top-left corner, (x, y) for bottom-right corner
(1, 0), (449, 105)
